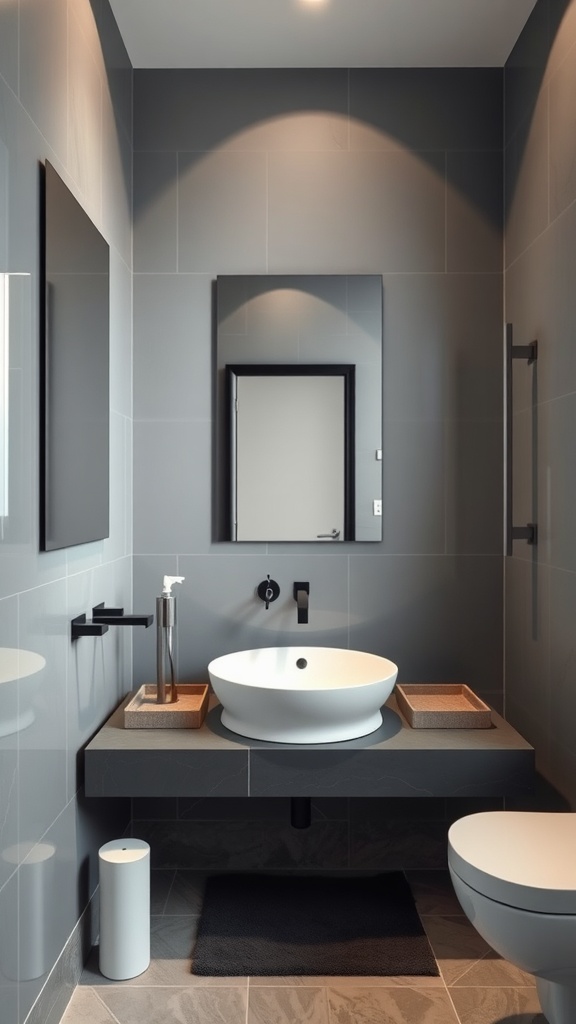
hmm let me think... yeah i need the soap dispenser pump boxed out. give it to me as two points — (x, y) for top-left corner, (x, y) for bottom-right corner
(156, 575), (185, 704)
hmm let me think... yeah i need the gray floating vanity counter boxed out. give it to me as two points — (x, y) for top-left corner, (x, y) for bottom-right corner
(84, 694), (534, 800)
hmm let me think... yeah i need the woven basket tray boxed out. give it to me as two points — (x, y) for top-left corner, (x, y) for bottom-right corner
(396, 684), (492, 729)
(124, 683), (209, 729)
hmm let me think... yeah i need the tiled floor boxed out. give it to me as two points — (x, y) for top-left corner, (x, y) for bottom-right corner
(60, 870), (546, 1024)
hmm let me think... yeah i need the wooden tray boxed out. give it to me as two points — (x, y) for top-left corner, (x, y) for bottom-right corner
(124, 683), (209, 729)
(396, 684), (492, 729)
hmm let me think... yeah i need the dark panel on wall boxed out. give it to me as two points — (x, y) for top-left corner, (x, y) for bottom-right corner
(40, 160), (110, 551)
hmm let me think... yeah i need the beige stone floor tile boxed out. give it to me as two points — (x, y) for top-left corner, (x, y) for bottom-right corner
(405, 870), (463, 916)
(448, 985), (546, 1023)
(420, 916), (492, 986)
(248, 986), (329, 1024)
(60, 988), (119, 1024)
(97, 984), (248, 1024)
(150, 870), (177, 914)
(451, 951), (536, 989)
(81, 916), (246, 988)
(163, 870), (207, 915)
(326, 985), (460, 1023)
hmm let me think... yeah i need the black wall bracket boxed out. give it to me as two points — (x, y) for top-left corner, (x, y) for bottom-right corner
(71, 604), (153, 640)
(71, 613), (109, 641)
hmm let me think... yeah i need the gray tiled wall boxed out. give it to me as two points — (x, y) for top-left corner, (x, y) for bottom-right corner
(132, 66), (504, 690)
(131, 67), (506, 862)
(0, 3), (132, 1023)
(504, 0), (576, 806)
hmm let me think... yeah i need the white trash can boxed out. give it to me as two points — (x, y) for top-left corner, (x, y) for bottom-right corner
(98, 838), (150, 980)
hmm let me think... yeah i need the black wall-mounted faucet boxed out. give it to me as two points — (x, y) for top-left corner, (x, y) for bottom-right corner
(293, 582), (310, 624)
(257, 576), (280, 610)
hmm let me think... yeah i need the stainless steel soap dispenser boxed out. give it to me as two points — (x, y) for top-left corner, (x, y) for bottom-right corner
(156, 575), (184, 704)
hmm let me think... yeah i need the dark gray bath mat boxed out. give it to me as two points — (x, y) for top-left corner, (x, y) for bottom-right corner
(191, 872), (439, 976)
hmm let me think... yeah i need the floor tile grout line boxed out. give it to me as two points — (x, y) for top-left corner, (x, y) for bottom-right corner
(92, 987), (124, 1024)
(161, 868), (177, 916)
(444, 979), (465, 1024)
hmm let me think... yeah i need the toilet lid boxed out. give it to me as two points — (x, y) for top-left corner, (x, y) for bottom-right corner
(448, 811), (576, 914)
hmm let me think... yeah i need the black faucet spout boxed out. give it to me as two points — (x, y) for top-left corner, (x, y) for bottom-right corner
(293, 582), (310, 624)
(92, 603), (153, 627)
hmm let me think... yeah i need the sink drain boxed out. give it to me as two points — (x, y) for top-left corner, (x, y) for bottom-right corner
(296, 658), (307, 669)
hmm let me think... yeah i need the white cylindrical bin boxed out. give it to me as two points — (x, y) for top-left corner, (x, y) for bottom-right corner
(98, 838), (150, 980)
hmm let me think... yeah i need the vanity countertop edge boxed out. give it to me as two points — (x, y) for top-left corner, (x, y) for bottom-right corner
(84, 692), (535, 799)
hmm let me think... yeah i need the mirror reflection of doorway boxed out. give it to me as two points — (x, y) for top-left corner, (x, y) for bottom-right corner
(230, 367), (354, 541)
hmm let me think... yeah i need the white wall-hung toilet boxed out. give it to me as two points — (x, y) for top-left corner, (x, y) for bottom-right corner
(448, 811), (576, 1024)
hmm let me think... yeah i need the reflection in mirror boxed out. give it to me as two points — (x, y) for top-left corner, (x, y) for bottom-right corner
(216, 275), (383, 542)
(0, 273), (31, 544)
(228, 364), (355, 541)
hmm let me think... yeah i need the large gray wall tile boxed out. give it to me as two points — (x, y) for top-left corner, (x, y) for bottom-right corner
(134, 152), (178, 272)
(18, 580), (68, 848)
(445, 418), (503, 556)
(505, 84), (549, 265)
(505, 557), (551, 774)
(549, 565), (576, 805)
(380, 419), (445, 554)
(134, 68), (349, 151)
(68, 3), (103, 222)
(178, 150), (267, 273)
(549, 43), (576, 218)
(542, 393), (576, 573)
(109, 250), (133, 419)
(446, 150), (503, 273)
(19, 0), (68, 159)
(0, 0), (18, 94)
(134, 274), (212, 419)
(267, 150), (446, 274)
(94, 0), (133, 143)
(349, 69), (503, 152)
(0, 600), (19, 892)
(348, 555), (502, 694)
(381, 274), (503, 425)
(133, 419), (211, 554)
(101, 104), (132, 264)
(0, 873), (18, 1024)
(505, 0), (551, 139)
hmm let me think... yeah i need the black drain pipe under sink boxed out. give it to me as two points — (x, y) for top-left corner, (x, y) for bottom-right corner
(290, 797), (312, 829)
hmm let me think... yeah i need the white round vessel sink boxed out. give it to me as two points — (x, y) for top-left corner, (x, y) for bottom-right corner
(208, 646), (398, 744)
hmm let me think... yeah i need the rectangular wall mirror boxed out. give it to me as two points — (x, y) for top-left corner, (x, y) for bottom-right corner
(40, 160), (110, 551)
(215, 275), (383, 543)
